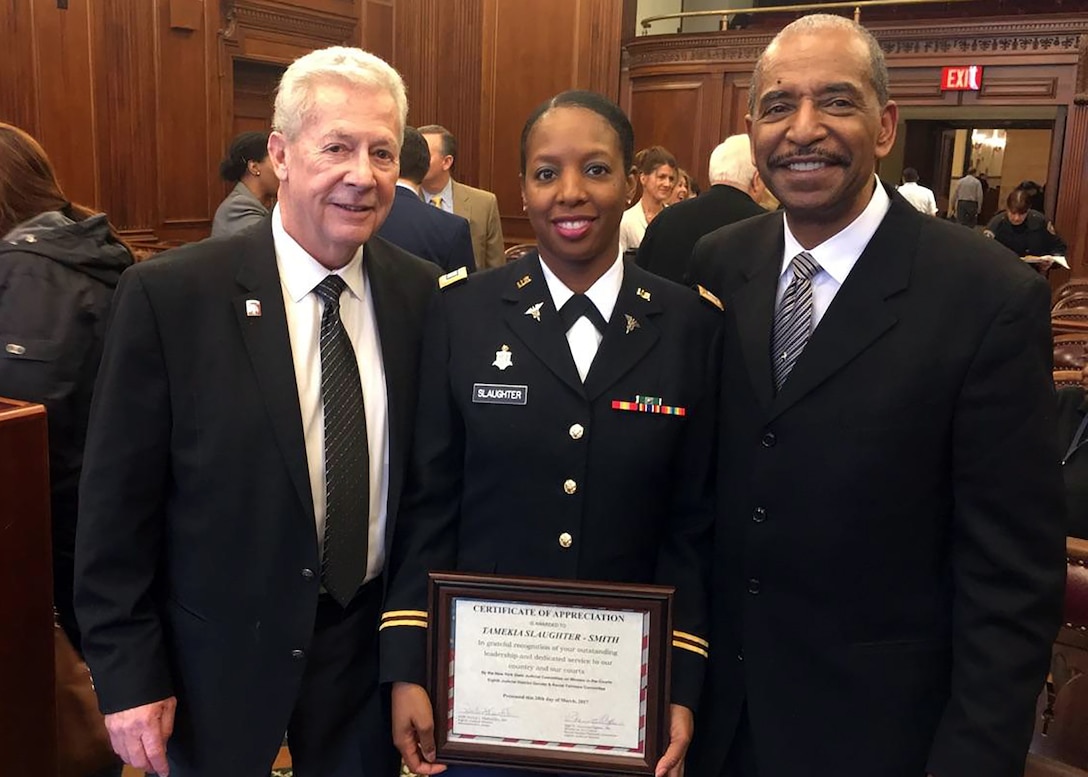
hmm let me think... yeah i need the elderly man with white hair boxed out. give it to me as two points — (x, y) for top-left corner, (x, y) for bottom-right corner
(636, 134), (768, 284)
(75, 46), (440, 777)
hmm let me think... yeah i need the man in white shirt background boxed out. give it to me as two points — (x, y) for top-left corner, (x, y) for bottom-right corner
(897, 167), (937, 216)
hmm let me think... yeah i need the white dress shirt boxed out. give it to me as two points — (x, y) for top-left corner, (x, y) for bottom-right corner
(272, 205), (390, 583)
(897, 181), (938, 216)
(422, 178), (454, 213)
(777, 178), (892, 329)
(539, 252), (624, 382)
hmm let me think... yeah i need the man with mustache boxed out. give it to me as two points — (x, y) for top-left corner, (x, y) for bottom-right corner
(75, 47), (439, 777)
(687, 14), (1064, 777)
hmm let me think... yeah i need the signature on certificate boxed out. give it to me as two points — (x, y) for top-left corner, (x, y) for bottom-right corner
(565, 711), (621, 727)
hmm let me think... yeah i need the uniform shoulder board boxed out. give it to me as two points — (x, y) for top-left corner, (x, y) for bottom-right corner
(438, 266), (469, 290)
(695, 284), (724, 311)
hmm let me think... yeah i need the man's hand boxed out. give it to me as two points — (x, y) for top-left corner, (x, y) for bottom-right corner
(392, 682), (446, 775)
(654, 703), (694, 777)
(104, 696), (177, 776)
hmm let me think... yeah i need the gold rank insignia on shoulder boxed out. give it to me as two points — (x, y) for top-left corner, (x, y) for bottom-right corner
(438, 266), (469, 290)
(516, 274), (533, 289)
(636, 287), (651, 301)
(696, 284), (724, 311)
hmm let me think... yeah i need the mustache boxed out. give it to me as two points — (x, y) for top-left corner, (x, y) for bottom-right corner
(768, 148), (849, 167)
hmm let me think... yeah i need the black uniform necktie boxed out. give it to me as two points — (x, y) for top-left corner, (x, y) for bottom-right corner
(771, 251), (822, 392)
(313, 275), (369, 607)
(558, 293), (607, 334)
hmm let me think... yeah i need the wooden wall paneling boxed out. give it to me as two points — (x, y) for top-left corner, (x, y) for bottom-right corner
(90, 0), (160, 235)
(887, 67), (963, 106)
(578, 0), (624, 100)
(157, 0), (214, 240)
(1058, 103), (1087, 276)
(434, 0), (482, 188)
(392, 0), (439, 127)
(0, 0), (39, 135)
(362, 0), (393, 64)
(722, 70), (749, 135)
(482, 0), (579, 243)
(629, 76), (709, 179)
(31, 0), (98, 209)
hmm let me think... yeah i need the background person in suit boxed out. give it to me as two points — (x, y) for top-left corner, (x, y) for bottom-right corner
(74, 46), (440, 777)
(687, 14), (1064, 777)
(381, 90), (719, 777)
(636, 134), (766, 285)
(211, 130), (279, 237)
(419, 124), (506, 270)
(378, 125), (475, 273)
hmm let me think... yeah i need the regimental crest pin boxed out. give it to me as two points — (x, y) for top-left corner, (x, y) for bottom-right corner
(492, 344), (513, 370)
(245, 299), (262, 317)
(624, 314), (640, 334)
(524, 302), (544, 322)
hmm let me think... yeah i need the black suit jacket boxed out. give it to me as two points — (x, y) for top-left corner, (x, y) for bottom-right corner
(687, 188), (1065, 777)
(379, 253), (720, 710)
(378, 185), (476, 273)
(635, 184), (765, 285)
(74, 221), (439, 775)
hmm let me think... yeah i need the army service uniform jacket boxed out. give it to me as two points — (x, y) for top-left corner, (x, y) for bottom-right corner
(379, 252), (721, 710)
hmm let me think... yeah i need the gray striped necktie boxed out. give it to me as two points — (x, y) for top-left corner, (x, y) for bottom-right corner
(313, 275), (369, 607)
(771, 251), (822, 392)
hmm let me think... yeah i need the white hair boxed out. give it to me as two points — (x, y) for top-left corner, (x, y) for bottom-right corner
(708, 134), (756, 187)
(273, 46), (408, 141)
(748, 14), (889, 115)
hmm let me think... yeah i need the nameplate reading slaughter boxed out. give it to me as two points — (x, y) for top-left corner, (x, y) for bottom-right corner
(472, 383), (528, 405)
(448, 599), (647, 752)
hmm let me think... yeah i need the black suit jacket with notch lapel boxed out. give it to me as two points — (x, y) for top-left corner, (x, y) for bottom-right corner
(74, 220), (440, 776)
(686, 185), (1065, 777)
(379, 252), (721, 711)
(378, 185), (477, 273)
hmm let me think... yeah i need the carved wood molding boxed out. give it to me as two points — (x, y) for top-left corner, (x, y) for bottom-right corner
(625, 16), (1088, 69)
(221, 1), (356, 45)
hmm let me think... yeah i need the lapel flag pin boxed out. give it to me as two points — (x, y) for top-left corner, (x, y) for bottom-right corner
(245, 299), (262, 317)
(636, 287), (651, 301)
(525, 302), (543, 322)
(492, 344), (513, 370)
(516, 275), (533, 289)
(625, 314), (639, 334)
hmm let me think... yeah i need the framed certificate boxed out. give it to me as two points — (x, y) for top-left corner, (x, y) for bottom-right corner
(427, 572), (673, 775)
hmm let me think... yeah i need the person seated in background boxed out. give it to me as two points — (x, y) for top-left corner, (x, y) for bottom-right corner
(0, 122), (133, 777)
(669, 168), (693, 204)
(638, 134), (766, 285)
(1057, 365), (1088, 540)
(210, 130), (279, 237)
(378, 125), (476, 273)
(619, 144), (677, 253)
(897, 167), (937, 216)
(984, 188), (1066, 258)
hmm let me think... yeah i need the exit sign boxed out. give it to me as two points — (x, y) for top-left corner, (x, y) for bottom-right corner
(941, 65), (983, 91)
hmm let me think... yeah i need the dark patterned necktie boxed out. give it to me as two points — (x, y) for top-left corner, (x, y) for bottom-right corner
(313, 275), (369, 607)
(771, 251), (822, 392)
(558, 293), (607, 334)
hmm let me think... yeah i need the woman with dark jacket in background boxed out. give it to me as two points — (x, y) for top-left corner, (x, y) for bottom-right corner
(211, 130), (278, 237)
(0, 123), (133, 678)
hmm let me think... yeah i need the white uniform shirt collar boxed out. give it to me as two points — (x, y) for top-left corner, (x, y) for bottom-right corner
(538, 251), (625, 323)
(780, 176), (891, 284)
(272, 204), (366, 304)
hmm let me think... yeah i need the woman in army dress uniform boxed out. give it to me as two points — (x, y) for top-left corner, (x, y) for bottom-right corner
(379, 91), (722, 777)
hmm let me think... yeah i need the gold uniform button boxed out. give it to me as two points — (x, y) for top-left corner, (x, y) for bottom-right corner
(569, 423), (584, 440)
(563, 479), (577, 495)
(559, 532), (573, 548)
